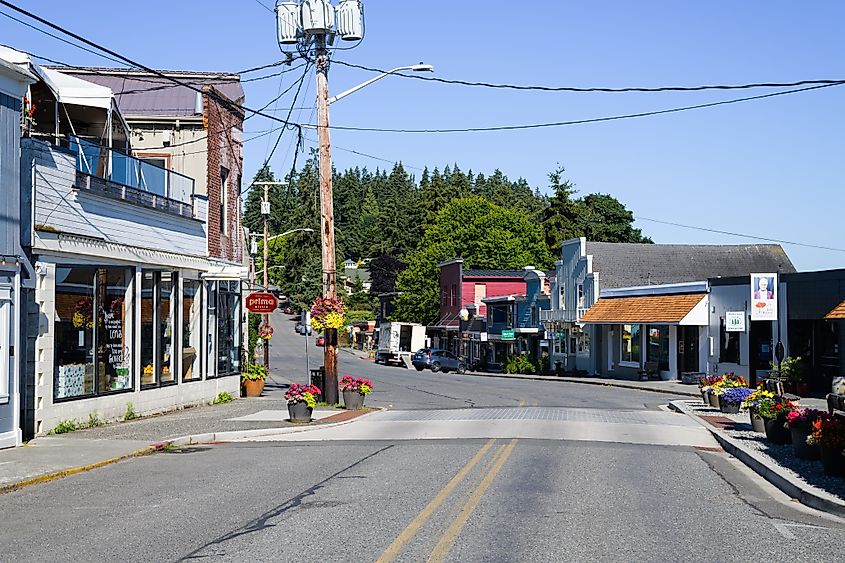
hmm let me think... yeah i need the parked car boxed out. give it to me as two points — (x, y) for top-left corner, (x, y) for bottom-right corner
(411, 348), (466, 374)
(283, 306), (294, 315)
(316, 336), (325, 347)
(295, 323), (312, 336)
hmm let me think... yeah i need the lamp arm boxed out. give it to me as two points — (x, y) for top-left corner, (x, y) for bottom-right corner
(328, 66), (413, 105)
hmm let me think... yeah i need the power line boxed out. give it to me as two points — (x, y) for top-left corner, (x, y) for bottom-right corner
(333, 59), (845, 94)
(303, 82), (843, 134)
(636, 216), (845, 254)
(250, 0), (275, 13)
(0, 1), (298, 130)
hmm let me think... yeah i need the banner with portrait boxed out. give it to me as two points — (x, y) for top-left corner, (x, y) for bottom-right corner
(750, 273), (778, 321)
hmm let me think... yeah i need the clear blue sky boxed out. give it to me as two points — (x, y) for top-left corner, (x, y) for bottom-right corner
(2, 1), (843, 271)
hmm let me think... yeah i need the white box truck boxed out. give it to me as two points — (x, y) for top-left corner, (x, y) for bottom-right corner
(377, 322), (427, 367)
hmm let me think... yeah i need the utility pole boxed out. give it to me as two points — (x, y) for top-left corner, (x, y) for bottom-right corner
(315, 34), (339, 405)
(263, 183), (270, 371)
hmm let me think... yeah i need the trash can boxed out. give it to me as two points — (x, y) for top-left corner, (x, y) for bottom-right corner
(310, 366), (325, 397)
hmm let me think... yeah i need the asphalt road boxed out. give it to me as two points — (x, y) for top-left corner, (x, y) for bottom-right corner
(1, 312), (843, 562)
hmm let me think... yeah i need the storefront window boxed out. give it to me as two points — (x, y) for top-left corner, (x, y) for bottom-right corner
(578, 331), (591, 354)
(96, 268), (132, 393)
(140, 270), (177, 387)
(215, 280), (242, 377)
(182, 279), (202, 382)
(159, 272), (175, 384)
(55, 267), (97, 399)
(622, 324), (642, 364)
(647, 325), (670, 371)
(140, 272), (155, 385)
(719, 318), (741, 364)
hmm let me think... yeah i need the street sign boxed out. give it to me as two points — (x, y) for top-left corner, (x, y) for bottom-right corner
(501, 329), (515, 341)
(245, 292), (278, 313)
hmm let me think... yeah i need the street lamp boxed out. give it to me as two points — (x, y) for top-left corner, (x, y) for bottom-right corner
(268, 227), (315, 242)
(328, 64), (434, 105)
(274, 0), (431, 405)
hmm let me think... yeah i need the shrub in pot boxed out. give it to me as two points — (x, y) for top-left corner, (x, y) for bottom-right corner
(241, 363), (268, 397)
(807, 414), (845, 477)
(339, 375), (373, 410)
(785, 408), (824, 460)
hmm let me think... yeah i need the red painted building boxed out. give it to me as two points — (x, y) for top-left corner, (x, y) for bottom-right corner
(429, 259), (530, 360)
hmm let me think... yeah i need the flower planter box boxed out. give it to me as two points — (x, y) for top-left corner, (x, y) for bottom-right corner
(790, 427), (820, 460)
(708, 393), (721, 410)
(719, 401), (741, 414)
(749, 409), (766, 433)
(243, 379), (265, 397)
(820, 446), (845, 477)
(288, 401), (313, 423)
(764, 416), (790, 444)
(343, 390), (365, 410)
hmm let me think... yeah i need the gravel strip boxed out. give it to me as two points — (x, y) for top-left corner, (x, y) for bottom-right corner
(684, 400), (845, 502)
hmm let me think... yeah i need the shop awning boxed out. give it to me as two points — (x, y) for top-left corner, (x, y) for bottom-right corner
(579, 293), (707, 326)
(39, 67), (113, 110)
(825, 299), (845, 320)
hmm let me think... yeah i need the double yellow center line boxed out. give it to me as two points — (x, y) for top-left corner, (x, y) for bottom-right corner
(377, 438), (518, 563)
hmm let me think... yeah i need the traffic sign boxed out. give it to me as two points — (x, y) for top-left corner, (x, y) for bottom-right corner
(245, 292), (278, 313)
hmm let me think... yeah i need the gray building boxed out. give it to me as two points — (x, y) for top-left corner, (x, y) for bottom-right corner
(0, 52), (35, 448)
(543, 238), (795, 379)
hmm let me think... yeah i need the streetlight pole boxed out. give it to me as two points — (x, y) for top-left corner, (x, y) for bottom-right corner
(253, 180), (287, 371)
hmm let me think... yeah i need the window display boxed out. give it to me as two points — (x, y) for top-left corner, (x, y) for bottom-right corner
(140, 271), (155, 386)
(182, 279), (202, 381)
(96, 268), (132, 393)
(622, 324), (642, 364)
(140, 270), (177, 387)
(215, 280), (242, 377)
(159, 272), (175, 384)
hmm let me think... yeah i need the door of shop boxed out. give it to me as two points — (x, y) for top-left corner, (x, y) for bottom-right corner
(677, 326), (699, 374)
(749, 320), (773, 387)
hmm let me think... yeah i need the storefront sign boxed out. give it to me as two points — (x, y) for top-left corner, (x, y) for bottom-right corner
(245, 292), (278, 313)
(501, 329), (515, 341)
(750, 273), (778, 321)
(725, 311), (746, 332)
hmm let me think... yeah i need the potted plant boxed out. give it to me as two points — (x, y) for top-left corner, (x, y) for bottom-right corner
(241, 363), (267, 397)
(719, 387), (752, 414)
(699, 375), (721, 406)
(310, 296), (346, 346)
(784, 407), (823, 460)
(807, 414), (845, 477)
(339, 375), (373, 410)
(741, 387), (775, 433)
(776, 356), (807, 394)
(756, 397), (794, 444)
(285, 383), (321, 422)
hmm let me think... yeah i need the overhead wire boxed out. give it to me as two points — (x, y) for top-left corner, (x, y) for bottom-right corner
(635, 217), (845, 254)
(302, 82), (843, 134)
(332, 60), (845, 94)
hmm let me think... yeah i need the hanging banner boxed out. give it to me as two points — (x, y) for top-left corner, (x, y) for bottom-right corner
(750, 273), (778, 321)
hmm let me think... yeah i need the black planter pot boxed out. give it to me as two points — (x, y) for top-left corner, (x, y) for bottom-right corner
(343, 389), (365, 410)
(820, 446), (845, 477)
(288, 401), (313, 423)
(749, 409), (766, 433)
(790, 427), (821, 460)
(764, 416), (790, 444)
(720, 401), (741, 414)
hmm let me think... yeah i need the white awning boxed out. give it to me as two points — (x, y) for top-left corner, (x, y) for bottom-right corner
(39, 66), (113, 110)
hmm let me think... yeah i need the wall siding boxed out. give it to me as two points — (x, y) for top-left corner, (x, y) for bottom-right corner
(25, 139), (206, 258)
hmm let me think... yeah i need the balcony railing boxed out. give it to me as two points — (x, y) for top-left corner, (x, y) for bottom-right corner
(70, 136), (195, 209)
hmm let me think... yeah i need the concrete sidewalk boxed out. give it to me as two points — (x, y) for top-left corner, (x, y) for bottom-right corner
(0, 392), (369, 492)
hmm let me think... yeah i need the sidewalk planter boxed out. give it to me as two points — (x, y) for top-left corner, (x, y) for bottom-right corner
(749, 409), (766, 433)
(701, 389), (710, 406)
(764, 417), (790, 444)
(720, 401), (741, 414)
(343, 390), (365, 410)
(243, 379), (265, 397)
(790, 427), (821, 460)
(819, 447), (845, 477)
(708, 393), (720, 410)
(287, 401), (313, 423)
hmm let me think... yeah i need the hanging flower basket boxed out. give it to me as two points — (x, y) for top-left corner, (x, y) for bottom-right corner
(310, 296), (346, 331)
(258, 323), (274, 340)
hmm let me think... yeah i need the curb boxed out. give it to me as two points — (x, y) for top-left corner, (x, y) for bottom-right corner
(0, 408), (383, 494)
(671, 400), (845, 518)
(165, 406), (384, 446)
(465, 371), (700, 398)
(0, 444), (162, 496)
